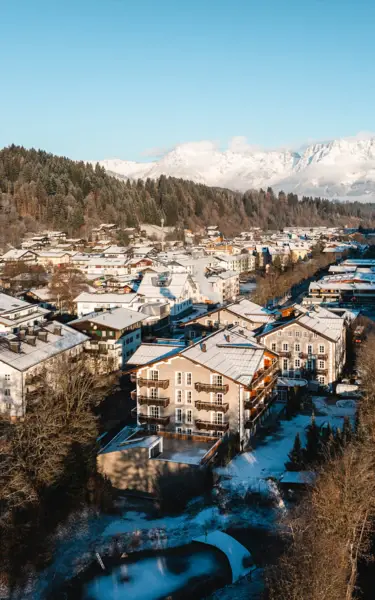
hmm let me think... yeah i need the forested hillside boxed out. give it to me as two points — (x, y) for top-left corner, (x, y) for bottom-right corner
(1, 145), (375, 247)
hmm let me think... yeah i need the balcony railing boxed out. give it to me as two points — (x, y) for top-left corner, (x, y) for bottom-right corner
(299, 352), (328, 360)
(316, 368), (328, 375)
(138, 377), (170, 389)
(251, 361), (279, 388)
(138, 414), (170, 425)
(245, 393), (276, 428)
(317, 353), (328, 360)
(138, 396), (170, 408)
(195, 419), (229, 432)
(244, 374), (278, 409)
(278, 350), (291, 358)
(195, 400), (229, 413)
(195, 382), (229, 394)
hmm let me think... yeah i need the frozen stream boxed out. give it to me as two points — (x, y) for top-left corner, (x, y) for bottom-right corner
(56, 543), (231, 600)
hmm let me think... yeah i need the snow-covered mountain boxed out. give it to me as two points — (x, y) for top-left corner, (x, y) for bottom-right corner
(93, 136), (375, 201)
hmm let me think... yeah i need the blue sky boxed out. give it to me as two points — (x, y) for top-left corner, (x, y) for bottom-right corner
(1, 0), (375, 161)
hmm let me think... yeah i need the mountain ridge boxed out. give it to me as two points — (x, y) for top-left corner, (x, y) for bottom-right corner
(93, 136), (375, 201)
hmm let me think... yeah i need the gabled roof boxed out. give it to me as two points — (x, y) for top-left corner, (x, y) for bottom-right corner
(70, 307), (147, 330)
(181, 329), (268, 386)
(129, 343), (182, 366)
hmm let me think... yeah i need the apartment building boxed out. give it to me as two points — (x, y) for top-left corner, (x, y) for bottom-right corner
(205, 270), (240, 304)
(257, 305), (346, 387)
(36, 250), (71, 267)
(136, 272), (197, 319)
(130, 327), (279, 443)
(0, 319), (88, 418)
(70, 307), (146, 369)
(214, 252), (253, 273)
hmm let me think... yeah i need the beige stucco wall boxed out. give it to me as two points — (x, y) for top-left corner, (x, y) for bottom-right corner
(97, 446), (194, 495)
(137, 354), (243, 437)
(259, 321), (345, 385)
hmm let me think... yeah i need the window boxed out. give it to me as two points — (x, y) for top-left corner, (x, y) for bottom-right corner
(294, 359), (301, 368)
(212, 374), (223, 385)
(6, 402), (11, 410)
(150, 370), (159, 381)
(136, 332), (140, 339)
(295, 330), (301, 337)
(304, 331), (308, 337)
(5, 374), (10, 381)
(319, 360), (325, 369)
(176, 427), (183, 434)
(283, 358), (288, 371)
(149, 406), (160, 418)
(150, 387), (158, 399)
(185, 372), (192, 386)
(271, 343), (276, 351)
(277, 331), (281, 337)
(307, 359), (313, 371)
(186, 390), (192, 404)
(4, 389), (10, 397)
(319, 345), (325, 354)
(214, 412), (224, 425)
(176, 372), (182, 385)
(176, 408), (182, 423)
(216, 430), (224, 438)
(295, 343), (300, 352)
(176, 390), (182, 403)
(216, 393), (223, 405)
(318, 376), (325, 385)
(288, 330), (292, 336)
(313, 333), (318, 338)
(186, 409), (193, 424)
(186, 428), (192, 436)
(282, 343), (288, 351)
(307, 344), (313, 355)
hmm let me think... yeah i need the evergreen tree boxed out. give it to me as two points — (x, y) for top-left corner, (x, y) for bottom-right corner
(286, 433), (304, 471)
(304, 413), (321, 466)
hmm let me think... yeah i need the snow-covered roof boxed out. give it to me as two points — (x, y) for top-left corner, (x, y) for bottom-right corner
(74, 292), (139, 304)
(129, 343), (182, 365)
(1, 249), (36, 260)
(71, 307), (147, 330)
(181, 328), (267, 386)
(0, 323), (88, 371)
(136, 272), (193, 301)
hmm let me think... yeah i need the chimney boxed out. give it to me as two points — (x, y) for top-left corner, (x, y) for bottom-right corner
(53, 325), (62, 336)
(38, 331), (48, 342)
(9, 341), (21, 353)
(201, 342), (207, 352)
(19, 330), (26, 340)
(26, 335), (36, 346)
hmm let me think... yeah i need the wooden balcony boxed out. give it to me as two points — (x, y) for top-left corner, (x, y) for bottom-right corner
(195, 419), (229, 432)
(245, 394), (275, 428)
(138, 414), (170, 426)
(195, 400), (229, 413)
(138, 377), (170, 389)
(316, 368), (328, 375)
(138, 396), (170, 408)
(317, 353), (328, 360)
(244, 374), (278, 409)
(251, 361), (279, 388)
(194, 382), (229, 394)
(278, 350), (291, 358)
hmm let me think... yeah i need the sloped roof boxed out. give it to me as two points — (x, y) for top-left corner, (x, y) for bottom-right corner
(0, 323), (88, 371)
(182, 328), (266, 386)
(129, 343), (182, 365)
(70, 307), (147, 330)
